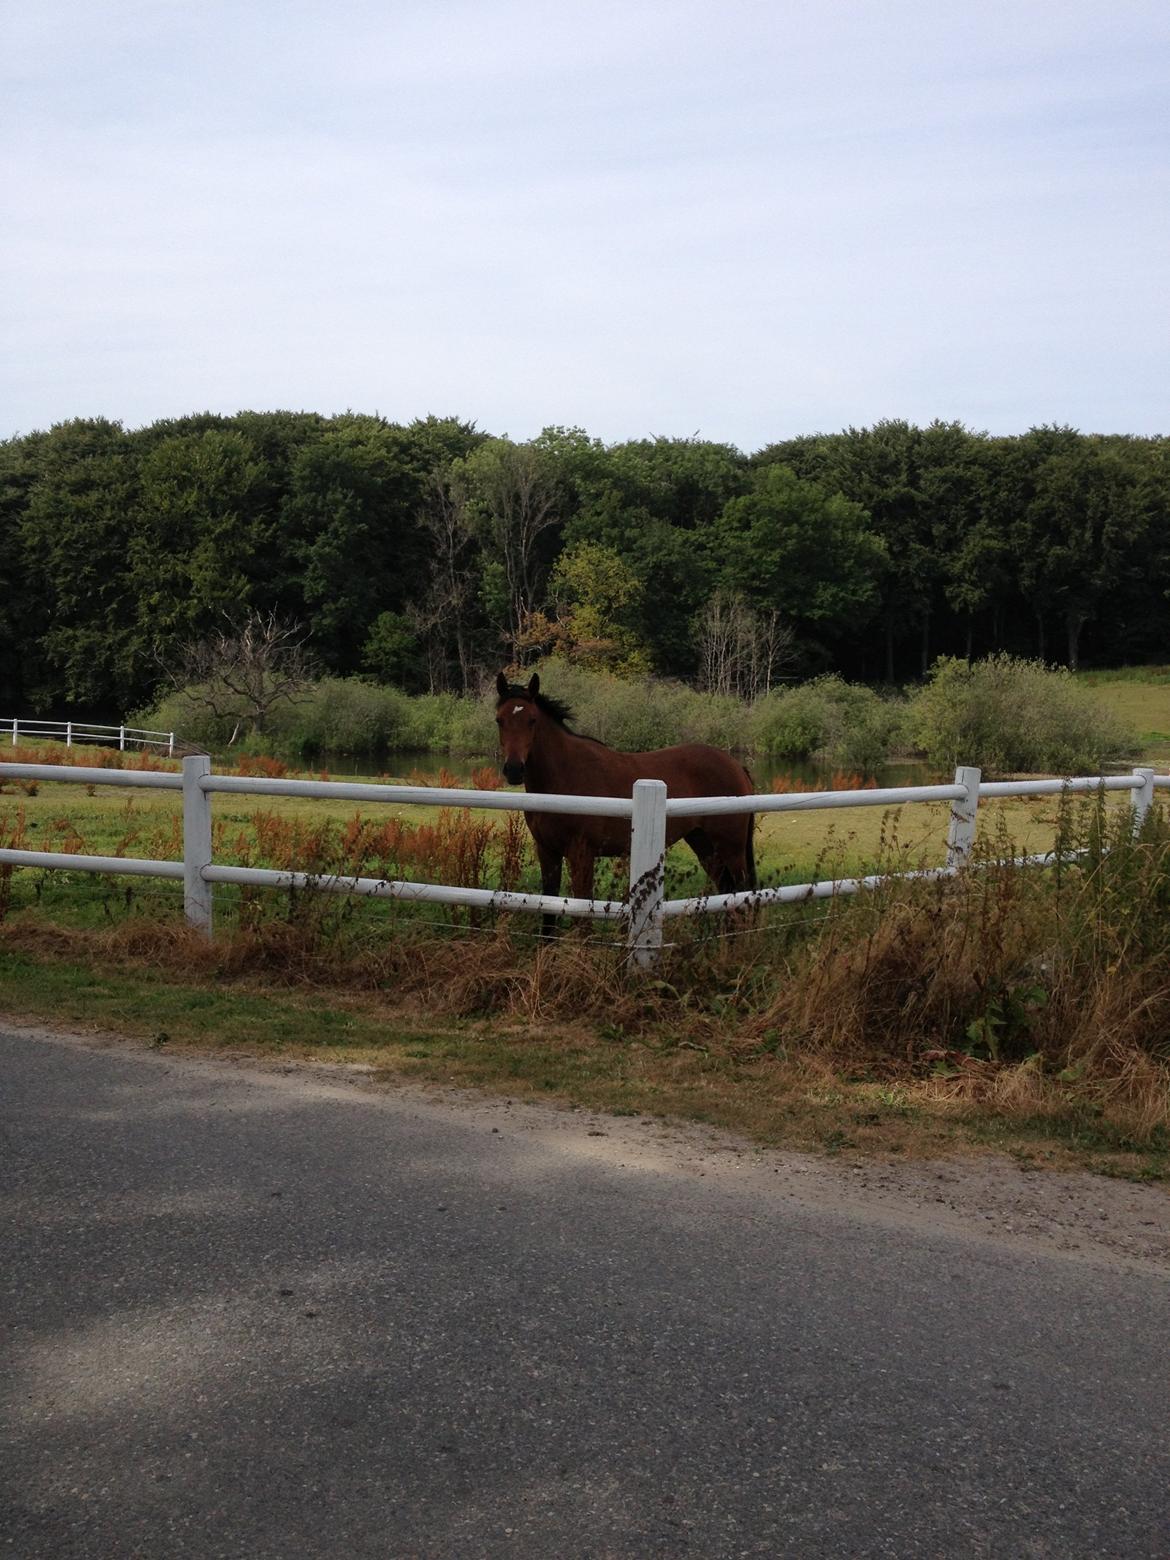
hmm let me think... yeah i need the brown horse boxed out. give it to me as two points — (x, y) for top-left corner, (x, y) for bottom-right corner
(495, 672), (755, 932)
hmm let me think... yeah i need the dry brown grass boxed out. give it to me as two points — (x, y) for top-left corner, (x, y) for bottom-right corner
(729, 814), (1170, 1141)
(0, 743), (179, 774)
(770, 769), (879, 793)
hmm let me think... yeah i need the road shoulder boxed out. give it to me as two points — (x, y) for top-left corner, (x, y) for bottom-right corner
(6, 1017), (1169, 1278)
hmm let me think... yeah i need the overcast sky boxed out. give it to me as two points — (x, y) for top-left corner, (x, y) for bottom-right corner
(4, 0), (1168, 449)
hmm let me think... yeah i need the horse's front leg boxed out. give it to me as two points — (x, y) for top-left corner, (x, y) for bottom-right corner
(566, 843), (597, 937)
(535, 843), (564, 940)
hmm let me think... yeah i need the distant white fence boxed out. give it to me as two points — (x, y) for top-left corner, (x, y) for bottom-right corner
(0, 757), (1166, 966)
(5, 718), (176, 756)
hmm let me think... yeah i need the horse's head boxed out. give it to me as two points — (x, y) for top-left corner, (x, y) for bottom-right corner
(495, 671), (541, 784)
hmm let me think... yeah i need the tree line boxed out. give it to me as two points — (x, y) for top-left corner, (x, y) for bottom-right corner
(1, 411), (1167, 717)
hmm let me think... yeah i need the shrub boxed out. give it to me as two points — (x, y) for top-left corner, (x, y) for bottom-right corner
(142, 679), (418, 758)
(837, 698), (910, 775)
(283, 680), (413, 756)
(519, 662), (774, 753)
(130, 688), (222, 749)
(445, 692), (498, 756)
(906, 656), (1137, 775)
(748, 676), (905, 773)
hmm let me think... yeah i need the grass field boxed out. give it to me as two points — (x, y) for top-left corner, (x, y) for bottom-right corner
(2, 675), (1168, 1180)
(0, 750), (1101, 932)
(1077, 667), (1170, 758)
(4, 670), (1163, 922)
(0, 702), (1161, 957)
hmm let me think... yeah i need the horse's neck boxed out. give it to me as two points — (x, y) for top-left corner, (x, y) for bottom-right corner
(527, 719), (577, 789)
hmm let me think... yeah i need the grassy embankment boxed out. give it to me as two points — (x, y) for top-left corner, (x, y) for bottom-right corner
(1077, 667), (1170, 760)
(1, 670), (1168, 1177)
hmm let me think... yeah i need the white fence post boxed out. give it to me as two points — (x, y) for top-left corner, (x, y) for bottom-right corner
(628, 778), (668, 968)
(1133, 767), (1156, 836)
(168, 732), (175, 758)
(119, 725), (126, 751)
(183, 754), (214, 937)
(65, 721), (72, 747)
(946, 765), (982, 868)
(10, 719), (16, 746)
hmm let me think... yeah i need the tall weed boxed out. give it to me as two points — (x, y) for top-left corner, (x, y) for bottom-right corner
(740, 794), (1170, 1134)
(0, 806), (29, 922)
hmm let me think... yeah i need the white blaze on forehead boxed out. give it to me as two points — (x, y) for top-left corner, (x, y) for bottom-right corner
(512, 705), (525, 714)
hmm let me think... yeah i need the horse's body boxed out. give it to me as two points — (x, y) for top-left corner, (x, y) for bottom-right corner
(495, 673), (755, 930)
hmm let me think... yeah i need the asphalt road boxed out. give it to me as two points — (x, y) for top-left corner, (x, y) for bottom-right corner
(2, 1026), (1168, 1560)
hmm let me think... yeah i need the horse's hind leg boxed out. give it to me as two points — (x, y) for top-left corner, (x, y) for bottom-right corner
(687, 821), (754, 895)
(684, 827), (724, 893)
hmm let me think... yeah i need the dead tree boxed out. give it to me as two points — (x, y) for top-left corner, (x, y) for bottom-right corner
(157, 611), (316, 744)
(696, 591), (795, 699)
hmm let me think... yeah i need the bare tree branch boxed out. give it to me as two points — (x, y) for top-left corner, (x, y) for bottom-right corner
(155, 611), (317, 744)
(695, 591), (795, 699)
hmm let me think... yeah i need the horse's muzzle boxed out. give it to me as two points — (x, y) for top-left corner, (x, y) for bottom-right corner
(502, 760), (525, 784)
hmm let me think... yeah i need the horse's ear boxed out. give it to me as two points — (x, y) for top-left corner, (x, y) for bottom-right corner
(496, 671), (509, 699)
(527, 673), (540, 697)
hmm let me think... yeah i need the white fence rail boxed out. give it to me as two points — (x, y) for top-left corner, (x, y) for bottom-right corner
(0, 758), (1166, 966)
(5, 718), (176, 755)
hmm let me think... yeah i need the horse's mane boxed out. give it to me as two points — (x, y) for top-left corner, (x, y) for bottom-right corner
(496, 682), (606, 744)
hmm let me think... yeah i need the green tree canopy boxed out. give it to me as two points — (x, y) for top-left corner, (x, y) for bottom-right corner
(19, 418), (143, 708)
(717, 464), (885, 634)
(131, 428), (269, 646)
(281, 416), (431, 670)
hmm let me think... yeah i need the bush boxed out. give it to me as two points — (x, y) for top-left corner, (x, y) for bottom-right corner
(396, 692), (463, 752)
(133, 687), (232, 750)
(139, 678), (417, 758)
(749, 676), (906, 772)
(525, 661), (780, 752)
(447, 697), (500, 755)
(906, 656), (1137, 775)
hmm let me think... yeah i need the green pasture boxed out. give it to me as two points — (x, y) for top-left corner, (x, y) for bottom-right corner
(1076, 668), (1170, 759)
(0, 757), (1131, 934)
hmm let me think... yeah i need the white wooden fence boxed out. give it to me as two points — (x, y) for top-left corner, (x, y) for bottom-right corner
(0, 757), (1165, 966)
(5, 718), (176, 755)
